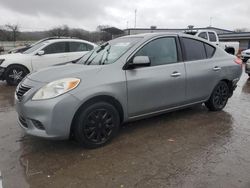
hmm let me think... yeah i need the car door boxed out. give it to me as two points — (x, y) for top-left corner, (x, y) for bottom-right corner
(180, 37), (219, 103)
(31, 41), (69, 71)
(125, 37), (186, 117)
(68, 42), (94, 62)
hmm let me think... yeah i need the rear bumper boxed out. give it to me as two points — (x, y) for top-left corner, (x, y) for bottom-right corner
(0, 67), (5, 80)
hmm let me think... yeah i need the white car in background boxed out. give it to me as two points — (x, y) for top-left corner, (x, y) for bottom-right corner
(185, 30), (239, 55)
(241, 49), (250, 63)
(0, 38), (97, 85)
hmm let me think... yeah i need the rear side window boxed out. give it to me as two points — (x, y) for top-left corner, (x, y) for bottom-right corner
(208, 32), (217, 42)
(86, 44), (94, 51)
(43, 42), (67, 54)
(198, 32), (208, 40)
(182, 38), (206, 61)
(135, 37), (178, 66)
(69, 42), (89, 52)
(204, 43), (215, 58)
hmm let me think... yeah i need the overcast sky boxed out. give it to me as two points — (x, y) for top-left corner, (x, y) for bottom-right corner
(0, 0), (249, 31)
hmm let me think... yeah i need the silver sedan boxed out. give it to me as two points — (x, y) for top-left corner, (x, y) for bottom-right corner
(15, 33), (242, 148)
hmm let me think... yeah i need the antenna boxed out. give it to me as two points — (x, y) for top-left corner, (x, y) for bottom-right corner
(209, 17), (213, 27)
(134, 9), (137, 28)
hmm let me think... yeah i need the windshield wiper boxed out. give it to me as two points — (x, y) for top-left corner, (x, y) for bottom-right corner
(86, 43), (110, 65)
(96, 42), (109, 53)
(101, 45), (111, 65)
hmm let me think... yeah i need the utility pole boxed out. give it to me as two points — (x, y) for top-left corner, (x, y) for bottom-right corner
(134, 9), (137, 28)
(209, 17), (213, 27)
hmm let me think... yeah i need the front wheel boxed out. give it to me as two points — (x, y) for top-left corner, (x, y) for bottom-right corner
(5, 65), (29, 86)
(205, 81), (229, 111)
(73, 102), (120, 148)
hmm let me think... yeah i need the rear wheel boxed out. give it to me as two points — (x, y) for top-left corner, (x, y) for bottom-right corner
(5, 65), (29, 86)
(73, 102), (120, 148)
(205, 81), (229, 111)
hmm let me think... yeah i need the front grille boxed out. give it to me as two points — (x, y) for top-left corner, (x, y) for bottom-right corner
(18, 116), (28, 128)
(16, 84), (31, 101)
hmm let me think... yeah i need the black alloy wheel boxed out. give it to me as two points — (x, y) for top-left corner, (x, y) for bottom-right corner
(205, 81), (229, 111)
(84, 108), (115, 143)
(74, 102), (120, 148)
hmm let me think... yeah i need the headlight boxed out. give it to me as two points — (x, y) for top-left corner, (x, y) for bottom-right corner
(0, 59), (5, 65)
(32, 78), (80, 100)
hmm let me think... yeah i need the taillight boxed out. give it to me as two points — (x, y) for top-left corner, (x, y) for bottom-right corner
(234, 57), (242, 68)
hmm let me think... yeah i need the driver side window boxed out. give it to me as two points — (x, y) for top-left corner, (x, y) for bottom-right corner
(43, 42), (67, 55)
(134, 37), (178, 66)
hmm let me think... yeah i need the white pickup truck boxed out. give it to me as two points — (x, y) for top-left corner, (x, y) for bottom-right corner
(185, 30), (239, 55)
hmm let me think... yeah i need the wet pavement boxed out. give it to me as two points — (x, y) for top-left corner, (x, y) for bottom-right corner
(0, 74), (250, 188)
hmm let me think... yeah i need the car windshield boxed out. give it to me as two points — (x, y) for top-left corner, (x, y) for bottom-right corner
(78, 37), (141, 65)
(23, 42), (47, 54)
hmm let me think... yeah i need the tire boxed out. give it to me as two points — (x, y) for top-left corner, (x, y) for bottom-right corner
(243, 58), (249, 63)
(5, 65), (29, 86)
(248, 73), (250, 77)
(205, 81), (230, 111)
(73, 102), (120, 148)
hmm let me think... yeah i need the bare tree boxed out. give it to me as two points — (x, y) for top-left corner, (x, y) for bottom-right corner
(96, 25), (111, 32)
(5, 24), (20, 41)
(48, 25), (70, 37)
(70, 28), (90, 40)
(234, 28), (249, 32)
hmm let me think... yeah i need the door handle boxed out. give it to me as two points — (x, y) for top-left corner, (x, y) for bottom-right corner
(171, 72), (181, 77)
(213, 66), (221, 71)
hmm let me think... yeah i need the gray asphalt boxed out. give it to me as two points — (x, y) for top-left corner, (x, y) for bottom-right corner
(0, 73), (250, 188)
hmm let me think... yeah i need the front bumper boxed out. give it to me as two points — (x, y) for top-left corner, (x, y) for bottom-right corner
(0, 67), (5, 80)
(15, 78), (81, 140)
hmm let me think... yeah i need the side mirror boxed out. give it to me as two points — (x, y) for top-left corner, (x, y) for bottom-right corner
(37, 50), (45, 56)
(127, 56), (150, 69)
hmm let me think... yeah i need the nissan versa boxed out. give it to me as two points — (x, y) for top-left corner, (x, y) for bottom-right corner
(15, 33), (242, 148)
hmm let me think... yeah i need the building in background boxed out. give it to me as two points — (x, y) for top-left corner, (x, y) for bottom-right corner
(218, 32), (250, 50)
(123, 26), (250, 50)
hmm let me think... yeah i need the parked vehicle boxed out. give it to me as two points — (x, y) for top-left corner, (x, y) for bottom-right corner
(241, 49), (250, 63)
(0, 38), (96, 85)
(7, 45), (31, 54)
(245, 59), (250, 76)
(15, 33), (242, 148)
(7, 36), (77, 54)
(185, 30), (239, 55)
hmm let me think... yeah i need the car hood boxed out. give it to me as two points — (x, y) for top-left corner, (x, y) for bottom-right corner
(27, 63), (102, 83)
(0, 53), (29, 59)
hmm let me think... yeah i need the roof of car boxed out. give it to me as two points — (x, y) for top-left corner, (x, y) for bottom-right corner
(121, 32), (213, 42)
(43, 38), (96, 46)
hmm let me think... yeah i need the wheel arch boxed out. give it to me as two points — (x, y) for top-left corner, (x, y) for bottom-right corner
(70, 95), (125, 136)
(5, 63), (30, 75)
